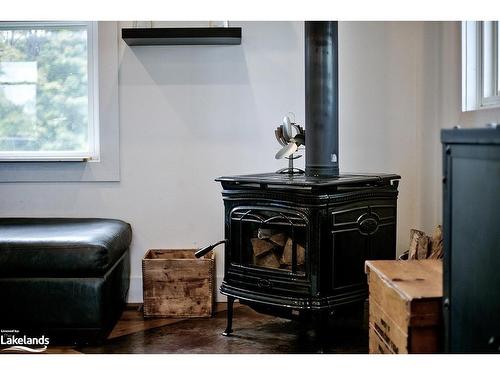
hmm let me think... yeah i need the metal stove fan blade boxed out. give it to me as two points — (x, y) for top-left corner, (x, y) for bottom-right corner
(275, 128), (287, 146)
(282, 116), (293, 142)
(275, 142), (298, 159)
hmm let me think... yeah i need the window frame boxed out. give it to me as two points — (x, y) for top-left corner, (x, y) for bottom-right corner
(462, 21), (500, 112)
(0, 21), (100, 162)
(0, 21), (120, 182)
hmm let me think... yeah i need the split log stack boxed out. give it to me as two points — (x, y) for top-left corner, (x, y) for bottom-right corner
(407, 225), (443, 260)
(251, 230), (305, 270)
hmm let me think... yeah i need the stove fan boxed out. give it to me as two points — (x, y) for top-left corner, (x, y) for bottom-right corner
(274, 114), (305, 174)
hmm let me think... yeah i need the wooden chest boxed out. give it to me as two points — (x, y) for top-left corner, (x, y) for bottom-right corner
(142, 249), (215, 318)
(365, 260), (443, 354)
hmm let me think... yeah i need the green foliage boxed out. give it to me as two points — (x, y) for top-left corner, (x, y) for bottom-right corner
(0, 26), (89, 152)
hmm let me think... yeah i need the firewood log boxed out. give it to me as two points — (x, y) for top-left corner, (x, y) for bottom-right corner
(269, 233), (287, 247)
(428, 225), (443, 259)
(251, 238), (274, 257)
(255, 251), (281, 268)
(281, 238), (305, 266)
(417, 235), (430, 260)
(428, 246), (443, 259)
(409, 229), (422, 260)
(409, 229), (430, 260)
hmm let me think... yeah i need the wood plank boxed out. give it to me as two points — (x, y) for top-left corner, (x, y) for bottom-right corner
(367, 266), (410, 330)
(369, 325), (395, 354)
(369, 298), (441, 353)
(108, 302), (234, 339)
(366, 260), (443, 300)
(108, 308), (182, 339)
(144, 297), (212, 317)
(369, 298), (409, 353)
(409, 326), (441, 353)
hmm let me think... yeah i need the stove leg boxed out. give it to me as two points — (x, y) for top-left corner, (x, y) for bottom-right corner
(222, 296), (235, 336)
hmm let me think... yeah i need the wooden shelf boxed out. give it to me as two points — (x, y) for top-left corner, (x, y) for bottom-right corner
(121, 27), (242, 46)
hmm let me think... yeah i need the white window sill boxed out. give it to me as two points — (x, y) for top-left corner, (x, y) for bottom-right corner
(0, 157), (91, 162)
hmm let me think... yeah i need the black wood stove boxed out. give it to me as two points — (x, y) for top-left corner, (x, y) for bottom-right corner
(196, 22), (400, 342)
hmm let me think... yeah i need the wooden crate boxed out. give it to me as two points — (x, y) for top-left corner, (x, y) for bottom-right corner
(369, 325), (395, 354)
(142, 249), (215, 318)
(365, 260), (443, 354)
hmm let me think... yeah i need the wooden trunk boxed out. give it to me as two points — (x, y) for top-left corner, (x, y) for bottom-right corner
(365, 260), (443, 354)
(142, 249), (215, 318)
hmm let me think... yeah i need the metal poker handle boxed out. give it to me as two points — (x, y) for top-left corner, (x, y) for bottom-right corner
(195, 240), (227, 258)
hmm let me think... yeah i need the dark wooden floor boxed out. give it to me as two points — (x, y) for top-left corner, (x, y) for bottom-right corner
(43, 303), (368, 354)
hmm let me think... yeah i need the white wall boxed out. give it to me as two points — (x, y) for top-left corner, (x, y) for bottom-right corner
(415, 22), (500, 234)
(1, 21), (499, 302)
(340, 22), (422, 254)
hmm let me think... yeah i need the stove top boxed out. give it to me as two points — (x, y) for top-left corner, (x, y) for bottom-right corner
(216, 172), (400, 188)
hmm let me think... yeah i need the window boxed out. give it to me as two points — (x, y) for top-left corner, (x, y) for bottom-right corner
(0, 21), (98, 161)
(462, 21), (500, 111)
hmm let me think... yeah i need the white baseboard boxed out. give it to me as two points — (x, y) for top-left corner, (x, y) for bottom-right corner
(127, 274), (227, 303)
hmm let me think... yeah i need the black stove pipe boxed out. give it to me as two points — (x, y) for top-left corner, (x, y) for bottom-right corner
(305, 21), (339, 177)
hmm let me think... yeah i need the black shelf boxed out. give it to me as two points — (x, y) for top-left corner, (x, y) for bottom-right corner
(121, 27), (241, 46)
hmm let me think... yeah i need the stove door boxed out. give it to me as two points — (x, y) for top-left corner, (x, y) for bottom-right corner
(229, 207), (308, 276)
(330, 202), (397, 290)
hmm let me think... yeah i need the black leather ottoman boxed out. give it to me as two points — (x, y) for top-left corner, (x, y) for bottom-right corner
(0, 218), (132, 345)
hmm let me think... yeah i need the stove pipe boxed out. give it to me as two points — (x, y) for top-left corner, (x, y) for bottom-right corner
(305, 21), (339, 177)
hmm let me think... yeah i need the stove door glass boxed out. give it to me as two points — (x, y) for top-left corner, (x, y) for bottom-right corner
(230, 207), (307, 275)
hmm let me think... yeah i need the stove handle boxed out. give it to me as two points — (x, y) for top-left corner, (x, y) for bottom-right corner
(195, 239), (227, 258)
